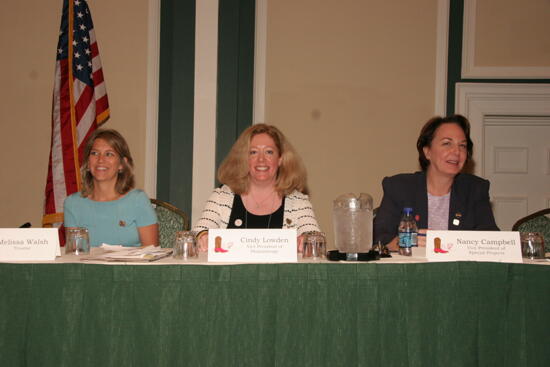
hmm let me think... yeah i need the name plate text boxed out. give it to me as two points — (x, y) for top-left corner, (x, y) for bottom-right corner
(208, 229), (297, 263)
(0, 228), (60, 261)
(426, 230), (521, 263)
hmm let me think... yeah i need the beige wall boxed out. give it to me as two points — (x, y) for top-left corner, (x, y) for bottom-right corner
(475, 0), (550, 67)
(265, 0), (439, 246)
(0, 0), (150, 228)
(1, 0), (546, 237)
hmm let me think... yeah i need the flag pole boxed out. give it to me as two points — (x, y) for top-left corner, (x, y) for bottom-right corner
(67, 0), (81, 191)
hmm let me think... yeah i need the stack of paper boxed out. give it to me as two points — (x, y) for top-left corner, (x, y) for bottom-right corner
(82, 245), (173, 262)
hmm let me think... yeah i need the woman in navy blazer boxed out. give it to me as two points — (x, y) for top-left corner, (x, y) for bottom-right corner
(374, 115), (499, 249)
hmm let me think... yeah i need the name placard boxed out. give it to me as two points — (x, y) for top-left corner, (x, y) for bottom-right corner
(208, 229), (297, 263)
(426, 230), (522, 263)
(0, 228), (60, 261)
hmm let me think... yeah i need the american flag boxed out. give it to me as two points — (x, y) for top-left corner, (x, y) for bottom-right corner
(43, 0), (109, 226)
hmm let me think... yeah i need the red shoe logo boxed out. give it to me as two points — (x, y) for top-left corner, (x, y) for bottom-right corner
(433, 237), (448, 254)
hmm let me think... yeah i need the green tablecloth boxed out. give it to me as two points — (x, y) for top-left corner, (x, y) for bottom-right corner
(1, 262), (549, 366)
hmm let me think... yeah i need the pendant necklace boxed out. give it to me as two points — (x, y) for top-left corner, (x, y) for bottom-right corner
(245, 192), (275, 229)
(249, 190), (275, 209)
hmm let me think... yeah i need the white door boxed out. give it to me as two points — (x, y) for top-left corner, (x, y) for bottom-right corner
(483, 116), (550, 230)
(455, 83), (550, 230)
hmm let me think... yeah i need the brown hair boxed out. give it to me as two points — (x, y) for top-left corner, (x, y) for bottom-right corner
(80, 129), (135, 197)
(217, 124), (309, 196)
(416, 114), (473, 171)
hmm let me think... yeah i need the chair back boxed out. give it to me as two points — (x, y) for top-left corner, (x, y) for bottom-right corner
(42, 213), (64, 228)
(150, 199), (189, 248)
(512, 208), (550, 252)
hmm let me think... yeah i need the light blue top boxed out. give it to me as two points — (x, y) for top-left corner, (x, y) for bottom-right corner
(63, 189), (157, 247)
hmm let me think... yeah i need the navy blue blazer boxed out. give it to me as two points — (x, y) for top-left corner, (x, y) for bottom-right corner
(373, 171), (499, 245)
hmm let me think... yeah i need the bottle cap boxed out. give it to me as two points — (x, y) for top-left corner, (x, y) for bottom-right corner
(403, 207), (413, 214)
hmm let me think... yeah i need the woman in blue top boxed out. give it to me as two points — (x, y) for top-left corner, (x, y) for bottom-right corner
(64, 129), (158, 247)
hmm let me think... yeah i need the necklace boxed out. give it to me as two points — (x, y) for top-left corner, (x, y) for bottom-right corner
(243, 191), (277, 228)
(249, 190), (276, 209)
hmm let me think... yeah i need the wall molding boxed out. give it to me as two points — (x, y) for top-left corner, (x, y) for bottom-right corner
(462, 0), (550, 79)
(253, 0), (267, 124)
(493, 147), (528, 174)
(434, 0), (449, 116)
(455, 83), (550, 176)
(191, 0), (219, 226)
(144, 0), (161, 198)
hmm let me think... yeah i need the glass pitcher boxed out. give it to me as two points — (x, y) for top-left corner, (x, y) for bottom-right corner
(332, 193), (373, 259)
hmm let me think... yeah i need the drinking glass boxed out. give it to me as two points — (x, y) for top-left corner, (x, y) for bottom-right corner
(65, 227), (90, 255)
(173, 231), (198, 260)
(302, 232), (327, 260)
(520, 232), (545, 260)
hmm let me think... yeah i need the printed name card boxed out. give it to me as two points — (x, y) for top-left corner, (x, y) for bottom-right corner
(426, 230), (522, 263)
(0, 228), (60, 261)
(208, 229), (297, 263)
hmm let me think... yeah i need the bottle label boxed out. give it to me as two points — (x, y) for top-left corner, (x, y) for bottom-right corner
(398, 232), (414, 248)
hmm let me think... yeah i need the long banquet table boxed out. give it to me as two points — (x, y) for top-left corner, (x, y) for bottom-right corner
(1, 253), (549, 367)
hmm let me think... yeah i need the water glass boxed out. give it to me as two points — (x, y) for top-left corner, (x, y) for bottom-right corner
(173, 231), (198, 260)
(302, 232), (327, 260)
(520, 232), (545, 260)
(65, 227), (90, 255)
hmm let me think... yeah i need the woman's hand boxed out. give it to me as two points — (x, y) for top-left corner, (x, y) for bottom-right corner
(386, 237), (399, 252)
(138, 223), (159, 247)
(297, 234), (304, 253)
(197, 232), (209, 252)
(417, 229), (427, 247)
(386, 228), (427, 251)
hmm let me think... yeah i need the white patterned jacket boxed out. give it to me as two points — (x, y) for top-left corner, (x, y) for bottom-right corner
(193, 185), (321, 235)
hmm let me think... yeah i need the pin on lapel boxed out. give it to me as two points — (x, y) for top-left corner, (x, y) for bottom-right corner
(452, 212), (461, 226)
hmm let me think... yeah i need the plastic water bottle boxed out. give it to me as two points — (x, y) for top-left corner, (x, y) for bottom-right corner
(398, 207), (418, 256)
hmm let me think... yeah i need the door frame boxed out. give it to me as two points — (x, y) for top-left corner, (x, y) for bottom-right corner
(455, 83), (550, 177)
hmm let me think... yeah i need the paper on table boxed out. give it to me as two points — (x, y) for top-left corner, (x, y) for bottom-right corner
(83, 245), (173, 262)
(100, 244), (127, 252)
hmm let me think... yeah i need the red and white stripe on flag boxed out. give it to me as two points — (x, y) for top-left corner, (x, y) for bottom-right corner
(43, 0), (109, 226)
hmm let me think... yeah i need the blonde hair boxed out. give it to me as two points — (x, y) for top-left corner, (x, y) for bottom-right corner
(80, 129), (135, 197)
(217, 124), (309, 196)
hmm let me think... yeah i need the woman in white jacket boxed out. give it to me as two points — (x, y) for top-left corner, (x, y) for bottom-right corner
(193, 124), (321, 251)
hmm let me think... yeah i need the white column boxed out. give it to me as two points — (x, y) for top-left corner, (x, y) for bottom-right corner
(253, 0), (267, 124)
(434, 0), (449, 116)
(192, 0), (219, 227)
(144, 0), (161, 198)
